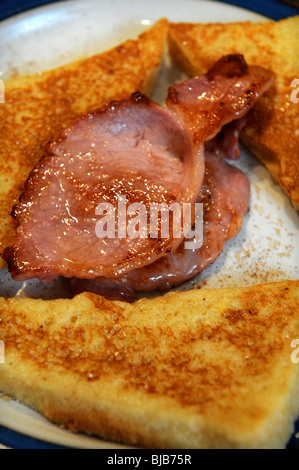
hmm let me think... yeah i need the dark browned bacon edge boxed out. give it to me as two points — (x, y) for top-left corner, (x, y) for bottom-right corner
(4, 55), (274, 300)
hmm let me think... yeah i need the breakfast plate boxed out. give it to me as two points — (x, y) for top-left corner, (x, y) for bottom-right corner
(0, 0), (298, 449)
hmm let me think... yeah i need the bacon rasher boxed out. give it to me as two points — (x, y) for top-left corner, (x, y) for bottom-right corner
(4, 55), (274, 291)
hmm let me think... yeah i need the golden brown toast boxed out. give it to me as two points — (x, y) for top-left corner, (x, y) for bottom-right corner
(0, 280), (299, 448)
(168, 16), (299, 210)
(0, 18), (169, 269)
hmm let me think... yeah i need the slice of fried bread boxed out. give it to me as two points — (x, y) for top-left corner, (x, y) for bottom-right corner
(0, 280), (298, 448)
(168, 16), (299, 210)
(0, 18), (169, 268)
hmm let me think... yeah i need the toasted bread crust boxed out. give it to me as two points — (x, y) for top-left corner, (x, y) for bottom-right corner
(168, 17), (299, 210)
(0, 19), (169, 268)
(0, 280), (299, 448)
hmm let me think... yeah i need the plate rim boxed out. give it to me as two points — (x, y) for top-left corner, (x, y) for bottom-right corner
(0, 0), (298, 450)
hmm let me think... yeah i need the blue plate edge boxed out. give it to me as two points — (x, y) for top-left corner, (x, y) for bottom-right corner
(0, 424), (68, 449)
(0, 0), (298, 22)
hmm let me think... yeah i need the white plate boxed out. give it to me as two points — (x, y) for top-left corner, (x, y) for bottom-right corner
(0, 0), (298, 449)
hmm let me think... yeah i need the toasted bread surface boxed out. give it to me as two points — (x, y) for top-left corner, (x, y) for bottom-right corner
(0, 18), (169, 268)
(0, 280), (299, 448)
(168, 17), (299, 210)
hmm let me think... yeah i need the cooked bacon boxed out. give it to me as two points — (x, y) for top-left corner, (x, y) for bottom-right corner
(204, 116), (247, 160)
(70, 151), (250, 299)
(4, 94), (203, 281)
(4, 55), (274, 284)
(166, 54), (274, 144)
(70, 277), (135, 303)
(121, 151), (250, 292)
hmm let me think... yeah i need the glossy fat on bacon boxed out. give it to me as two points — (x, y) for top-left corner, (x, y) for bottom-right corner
(71, 151), (250, 298)
(5, 94), (203, 281)
(166, 54), (274, 144)
(4, 55), (274, 283)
